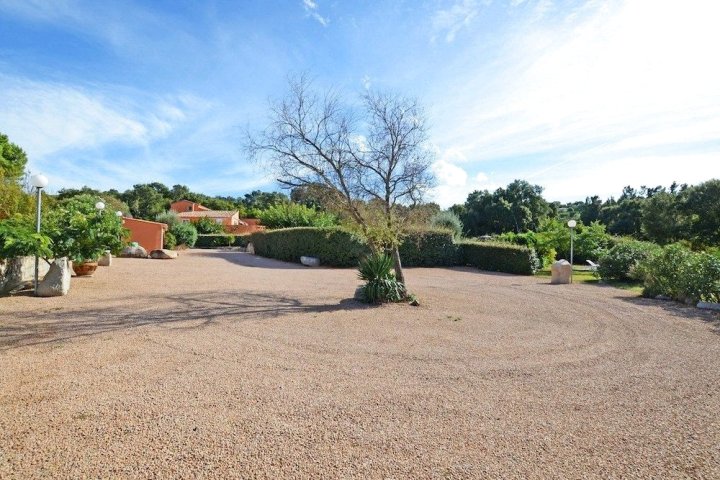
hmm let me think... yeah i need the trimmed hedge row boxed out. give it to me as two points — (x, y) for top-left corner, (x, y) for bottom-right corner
(244, 227), (538, 275)
(398, 229), (459, 267)
(248, 227), (369, 267)
(195, 234), (251, 249)
(458, 241), (539, 275)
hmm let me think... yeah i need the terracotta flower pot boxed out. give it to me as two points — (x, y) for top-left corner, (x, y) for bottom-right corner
(72, 261), (98, 277)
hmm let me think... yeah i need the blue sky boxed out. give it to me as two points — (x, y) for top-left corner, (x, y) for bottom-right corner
(1, 0), (718, 206)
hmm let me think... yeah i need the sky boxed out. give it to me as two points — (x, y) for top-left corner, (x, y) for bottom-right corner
(0, 0), (718, 207)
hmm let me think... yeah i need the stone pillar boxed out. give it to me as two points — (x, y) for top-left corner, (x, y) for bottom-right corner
(551, 260), (572, 284)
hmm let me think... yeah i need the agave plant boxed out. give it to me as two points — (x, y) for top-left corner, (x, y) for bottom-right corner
(357, 253), (406, 304)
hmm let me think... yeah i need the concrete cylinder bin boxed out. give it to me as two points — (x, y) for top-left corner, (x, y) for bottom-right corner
(551, 260), (572, 284)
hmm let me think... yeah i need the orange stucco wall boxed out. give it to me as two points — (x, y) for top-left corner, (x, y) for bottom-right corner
(170, 200), (208, 213)
(122, 218), (166, 251)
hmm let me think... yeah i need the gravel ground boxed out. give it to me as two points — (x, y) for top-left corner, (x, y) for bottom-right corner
(1, 249), (719, 478)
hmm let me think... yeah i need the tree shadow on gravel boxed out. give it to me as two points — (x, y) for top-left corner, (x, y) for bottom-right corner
(0, 291), (370, 351)
(615, 295), (720, 333)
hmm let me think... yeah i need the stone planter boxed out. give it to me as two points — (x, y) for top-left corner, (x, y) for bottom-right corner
(72, 261), (98, 277)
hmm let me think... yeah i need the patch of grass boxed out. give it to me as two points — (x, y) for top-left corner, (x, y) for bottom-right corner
(536, 267), (643, 293)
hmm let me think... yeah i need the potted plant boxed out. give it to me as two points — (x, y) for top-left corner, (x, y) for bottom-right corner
(44, 195), (126, 277)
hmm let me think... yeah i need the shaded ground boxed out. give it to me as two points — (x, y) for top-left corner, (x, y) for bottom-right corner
(1, 249), (719, 478)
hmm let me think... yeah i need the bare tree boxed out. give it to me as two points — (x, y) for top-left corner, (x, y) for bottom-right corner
(247, 75), (435, 284)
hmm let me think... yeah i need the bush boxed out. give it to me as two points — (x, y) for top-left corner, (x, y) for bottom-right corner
(163, 231), (177, 250)
(536, 219), (614, 264)
(258, 203), (337, 229)
(0, 216), (52, 259)
(170, 222), (198, 247)
(597, 239), (660, 281)
(357, 253), (406, 303)
(429, 211), (463, 239)
(638, 244), (720, 303)
(155, 210), (180, 228)
(458, 241), (539, 275)
(195, 217), (225, 234)
(44, 195), (126, 262)
(496, 230), (556, 267)
(195, 234), (236, 248)
(398, 229), (459, 267)
(248, 227), (369, 267)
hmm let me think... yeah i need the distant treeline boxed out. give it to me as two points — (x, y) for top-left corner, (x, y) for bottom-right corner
(450, 179), (720, 248)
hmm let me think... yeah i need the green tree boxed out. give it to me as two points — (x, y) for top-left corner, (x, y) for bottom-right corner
(641, 191), (685, 244)
(120, 184), (170, 219)
(0, 133), (28, 181)
(683, 179), (720, 247)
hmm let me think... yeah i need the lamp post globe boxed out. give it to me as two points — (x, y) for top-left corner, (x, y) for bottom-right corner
(567, 219), (577, 229)
(30, 173), (49, 189)
(95, 201), (106, 210)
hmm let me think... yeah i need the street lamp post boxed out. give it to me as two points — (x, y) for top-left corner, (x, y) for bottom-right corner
(567, 219), (577, 284)
(30, 174), (49, 295)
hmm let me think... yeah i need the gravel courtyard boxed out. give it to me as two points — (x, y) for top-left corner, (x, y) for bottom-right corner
(1, 249), (719, 478)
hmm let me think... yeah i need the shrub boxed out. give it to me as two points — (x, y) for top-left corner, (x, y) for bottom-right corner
(195, 217), (225, 234)
(163, 231), (177, 250)
(458, 241), (539, 275)
(170, 222), (198, 247)
(195, 234), (235, 248)
(597, 239), (660, 281)
(258, 203), (337, 229)
(398, 229), (459, 267)
(638, 244), (720, 303)
(44, 195), (126, 262)
(536, 219), (614, 264)
(0, 216), (52, 259)
(248, 227), (369, 267)
(496, 230), (555, 267)
(155, 210), (180, 228)
(429, 211), (463, 239)
(357, 253), (406, 304)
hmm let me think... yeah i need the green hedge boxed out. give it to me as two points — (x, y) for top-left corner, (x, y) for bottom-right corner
(246, 227), (539, 275)
(398, 229), (459, 267)
(195, 234), (250, 249)
(458, 241), (539, 275)
(248, 227), (369, 267)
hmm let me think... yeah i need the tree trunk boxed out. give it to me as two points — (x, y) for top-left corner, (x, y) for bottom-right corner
(391, 245), (405, 285)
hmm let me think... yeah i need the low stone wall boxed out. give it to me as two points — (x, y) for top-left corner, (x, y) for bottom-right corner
(0, 256), (51, 294)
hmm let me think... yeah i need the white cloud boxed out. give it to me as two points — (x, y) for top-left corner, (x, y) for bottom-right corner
(430, 0), (720, 200)
(431, 0), (481, 43)
(301, 0), (328, 26)
(429, 149), (496, 207)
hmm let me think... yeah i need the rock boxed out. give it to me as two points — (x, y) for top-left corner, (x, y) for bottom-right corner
(1, 256), (52, 294)
(150, 249), (178, 259)
(300, 256), (320, 267)
(36, 258), (71, 297)
(697, 301), (720, 312)
(409, 298), (420, 306)
(98, 250), (112, 266)
(120, 245), (148, 258)
(246, 242), (255, 255)
(550, 260), (572, 284)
